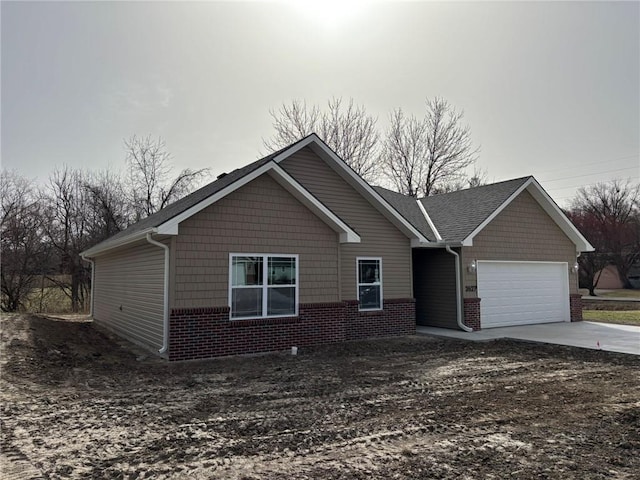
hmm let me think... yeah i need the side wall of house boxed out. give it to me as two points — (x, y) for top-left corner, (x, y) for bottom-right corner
(93, 240), (166, 351)
(412, 248), (458, 329)
(280, 147), (413, 300)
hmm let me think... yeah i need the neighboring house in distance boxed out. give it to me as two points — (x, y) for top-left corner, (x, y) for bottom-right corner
(81, 134), (593, 361)
(594, 263), (640, 290)
(594, 265), (625, 290)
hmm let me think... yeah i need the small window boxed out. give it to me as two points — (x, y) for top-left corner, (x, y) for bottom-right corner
(357, 257), (382, 311)
(230, 254), (298, 319)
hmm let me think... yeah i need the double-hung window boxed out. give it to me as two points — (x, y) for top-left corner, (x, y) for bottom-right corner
(357, 257), (382, 311)
(230, 254), (298, 319)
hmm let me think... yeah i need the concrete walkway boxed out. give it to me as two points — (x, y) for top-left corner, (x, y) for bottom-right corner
(417, 321), (640, 355)
(582, 295), (640, 302)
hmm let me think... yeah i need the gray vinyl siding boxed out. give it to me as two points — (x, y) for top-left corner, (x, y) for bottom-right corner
(93, 240), (165, 351)
(413, 248), (458, 328)
(462, 190), (579, 297)
(280, 147), (412, 300)
(173, 173), (339, 308)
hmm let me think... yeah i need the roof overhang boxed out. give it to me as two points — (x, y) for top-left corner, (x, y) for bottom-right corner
(272, 134), (430, 245)
(81, 227), (158, 258)
(460, 177), (594, 253)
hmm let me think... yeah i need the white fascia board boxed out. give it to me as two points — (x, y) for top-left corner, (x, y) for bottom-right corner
(156, 161), (276, 236)
(80, 228), (157, 258)
(461, 177), (595, 252)
(416, 199), (443, 241)
(267, 165), (360, 243)
(273, 134), (430, 244)
(411, 238), (432, 247)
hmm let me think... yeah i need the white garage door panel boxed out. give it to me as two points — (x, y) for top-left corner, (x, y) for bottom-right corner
(478, 262), (570, 328)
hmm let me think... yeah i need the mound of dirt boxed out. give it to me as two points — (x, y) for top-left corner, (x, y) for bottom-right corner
(1, 314), (639, 479)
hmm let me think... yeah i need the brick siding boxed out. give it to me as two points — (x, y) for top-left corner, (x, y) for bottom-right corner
(168, 299), (416, 361)
(463, 297), (481, 331)
(569, 294), (583, 322)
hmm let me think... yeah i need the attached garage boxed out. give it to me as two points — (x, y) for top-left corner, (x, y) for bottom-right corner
(380, 176), (594, 331)
(477, 261), (570, 328)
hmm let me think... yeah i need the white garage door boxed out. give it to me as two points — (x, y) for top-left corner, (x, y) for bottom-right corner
(477, 261), (570, 328)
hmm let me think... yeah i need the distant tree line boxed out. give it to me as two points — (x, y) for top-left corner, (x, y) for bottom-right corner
(566, 179), (640, 295)
(1, 135), (208, 313)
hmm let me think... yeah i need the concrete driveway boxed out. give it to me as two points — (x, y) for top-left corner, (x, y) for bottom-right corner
(417, 321), (640, 355)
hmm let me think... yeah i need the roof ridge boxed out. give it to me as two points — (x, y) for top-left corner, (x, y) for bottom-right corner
(419, 176), (533, 200)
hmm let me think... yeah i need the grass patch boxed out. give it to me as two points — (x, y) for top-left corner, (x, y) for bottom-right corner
(583, 310), (640, 326)
(579, 289), (640, 299)
(597, 289), (640, 299)
(23, 286), (74, 313)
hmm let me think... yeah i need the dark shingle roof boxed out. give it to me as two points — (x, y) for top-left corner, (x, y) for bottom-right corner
(372, 186), (437, 241)
(419, 176), (531, 242)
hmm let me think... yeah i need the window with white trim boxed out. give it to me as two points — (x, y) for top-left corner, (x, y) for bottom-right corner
(357, 257), (382, 311)
(230, 254), (298, 319)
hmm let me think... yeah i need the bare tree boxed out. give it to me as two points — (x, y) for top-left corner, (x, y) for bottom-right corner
(125, 135), (209, 220)
(42, 167), (94, 312)
(83, 169), (131, 241)
(566, 210), (614, 296)
(0, 171), (49, 311)
(568, 179), (640, 292)
(382, 97), (479, 197)
(263, 98), (380, 182)
(431, 167), (489, 195)
(379, 108), (428, 197)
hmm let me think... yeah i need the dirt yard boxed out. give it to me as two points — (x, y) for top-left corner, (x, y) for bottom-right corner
(1, 314), (639, 479)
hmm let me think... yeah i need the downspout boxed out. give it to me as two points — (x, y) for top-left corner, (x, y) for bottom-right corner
(444, 244), (473, 332)
(146, 233), (170, 355)
(80, 255), (95, 317)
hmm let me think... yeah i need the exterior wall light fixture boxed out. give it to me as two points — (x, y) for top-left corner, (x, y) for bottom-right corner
(571, 262), (579, 274)
(468, 260), (477, 274)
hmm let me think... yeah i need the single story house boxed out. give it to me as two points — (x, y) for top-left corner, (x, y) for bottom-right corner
(81, 134), (593, 360)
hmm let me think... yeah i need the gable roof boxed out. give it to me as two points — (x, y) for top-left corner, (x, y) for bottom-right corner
(82, 134), (430, 258)
(377, 175), (592, 252)
(82, 137), (367, 257)
(420, 176), (593, 251)
(270, 134), (430, 246)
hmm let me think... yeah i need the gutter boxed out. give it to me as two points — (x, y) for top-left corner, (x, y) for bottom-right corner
(80, 255), (95, 317)
(444, 244), (473, 332)
(81, 227), (156, 258)
(146, 233), (170, 355)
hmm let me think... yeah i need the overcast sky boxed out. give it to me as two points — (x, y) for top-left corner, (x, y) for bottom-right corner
(2, 1), (639, 206)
